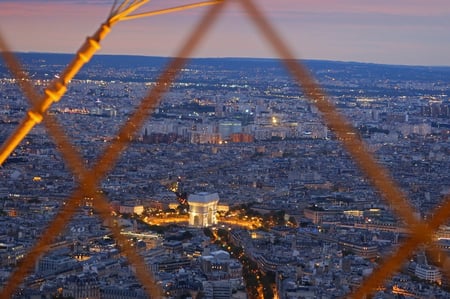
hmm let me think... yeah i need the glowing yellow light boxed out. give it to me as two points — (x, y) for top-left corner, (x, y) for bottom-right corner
(272, 116), (277, 124)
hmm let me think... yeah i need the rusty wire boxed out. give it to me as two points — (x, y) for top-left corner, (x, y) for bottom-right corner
(0, 1), (225, 298)
(0, 0), (221, 166)
(236, 0), (450, 296)
(0, 24), (161, 299)
(0, 0), (449, 298)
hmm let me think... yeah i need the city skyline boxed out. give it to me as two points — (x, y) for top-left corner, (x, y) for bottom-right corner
(1, 53), (449, 298)
(0, 0), (449, 66)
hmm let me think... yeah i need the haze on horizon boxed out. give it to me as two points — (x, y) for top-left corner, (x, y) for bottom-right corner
(0, 0), (449, 67)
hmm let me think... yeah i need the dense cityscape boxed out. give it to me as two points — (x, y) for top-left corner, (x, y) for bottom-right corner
(1, 53), (450, 298)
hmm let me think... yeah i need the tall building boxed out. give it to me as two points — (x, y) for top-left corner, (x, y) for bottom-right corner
(188, 192), (219, 228)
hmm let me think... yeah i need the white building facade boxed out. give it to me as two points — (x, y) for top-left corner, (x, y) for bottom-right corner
(188, 192), (219, 228)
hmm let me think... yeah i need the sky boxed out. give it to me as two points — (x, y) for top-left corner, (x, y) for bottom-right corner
(0, 0), (450, 66)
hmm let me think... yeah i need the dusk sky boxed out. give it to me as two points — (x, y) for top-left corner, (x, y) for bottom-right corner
(0, 0), (449, 66)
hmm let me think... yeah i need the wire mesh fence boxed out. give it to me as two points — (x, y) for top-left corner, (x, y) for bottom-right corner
(0, 0), (449, 298)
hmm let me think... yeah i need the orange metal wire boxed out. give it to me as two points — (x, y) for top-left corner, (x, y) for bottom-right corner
(0, 0), (221, 167)
(1, 25), (161, 299)
(238, 0), (421, 229)
(0, 21), (109, 165)
(0, 0), (449, 298)
(0, 1), (225, 298)
(353, 194), (450, 298)
(236, 0), (450, 296)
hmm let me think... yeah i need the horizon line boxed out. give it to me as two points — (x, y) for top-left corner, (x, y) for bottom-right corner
(8, 51), (450, 68)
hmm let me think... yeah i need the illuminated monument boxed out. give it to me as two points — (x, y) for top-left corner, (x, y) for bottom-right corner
(188, 192), (219, 227)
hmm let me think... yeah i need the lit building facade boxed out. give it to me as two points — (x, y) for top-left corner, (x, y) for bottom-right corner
(188, 192), (219, 228)
(119, 204), (144, 215)
(415, 264), (442, 284)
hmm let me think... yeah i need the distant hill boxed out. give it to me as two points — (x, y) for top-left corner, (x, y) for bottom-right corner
(2, 52), (450, 85)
